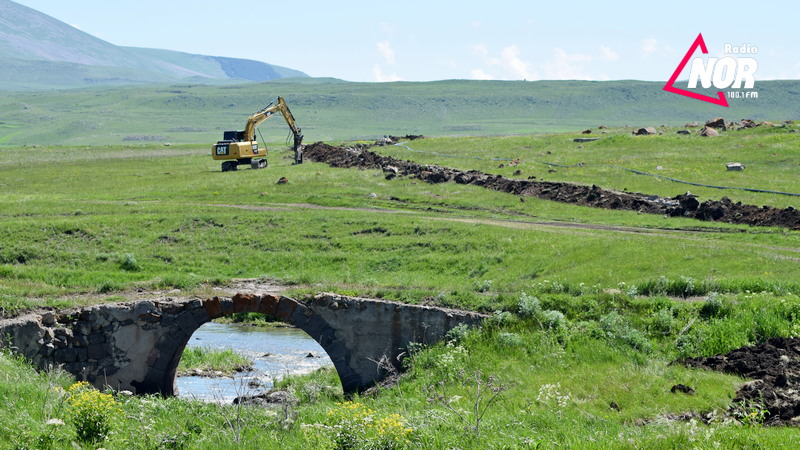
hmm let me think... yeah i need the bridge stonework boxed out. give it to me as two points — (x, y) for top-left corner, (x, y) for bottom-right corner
(0, 293), (485, 395)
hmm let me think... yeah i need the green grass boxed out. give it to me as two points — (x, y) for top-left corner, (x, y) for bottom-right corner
(1, 127), (799, 447)
(1, 79), (798, 145)
(0, 131), (798, 315)
(4, 300), (800, 448)
(177, 347), (253, 376)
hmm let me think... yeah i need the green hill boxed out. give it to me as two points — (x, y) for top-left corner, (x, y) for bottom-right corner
(0, 0), (307, 90)
(0, 79), (797, 146)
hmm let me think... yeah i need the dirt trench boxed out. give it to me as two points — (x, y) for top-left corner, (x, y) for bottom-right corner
(303, 137), (800, 230)
(683, 337), (800, 426)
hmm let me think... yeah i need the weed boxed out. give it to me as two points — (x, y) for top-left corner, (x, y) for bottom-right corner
(423, 369), (511, 437)
(63, 382), (122, 445)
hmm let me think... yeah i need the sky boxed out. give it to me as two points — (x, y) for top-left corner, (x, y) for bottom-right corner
(13, 0), (800, 82)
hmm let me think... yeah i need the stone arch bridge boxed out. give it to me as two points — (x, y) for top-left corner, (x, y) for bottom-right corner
(0, 293), (485, 395)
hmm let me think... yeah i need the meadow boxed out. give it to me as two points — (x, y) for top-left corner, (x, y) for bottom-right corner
(1, 122), (799, 448)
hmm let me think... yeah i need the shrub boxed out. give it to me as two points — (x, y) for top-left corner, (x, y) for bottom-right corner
(542, 310), (566, 330)
(496, 332), (524, 348)
(517, 293), (542, 318)
(699, 293), (732, 319)
(118, 253), (140, 271)
(64, 382), (122, 445)
(316, 401), (413, 449)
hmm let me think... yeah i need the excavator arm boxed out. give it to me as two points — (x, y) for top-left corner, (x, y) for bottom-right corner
(244, 96), (304, 164)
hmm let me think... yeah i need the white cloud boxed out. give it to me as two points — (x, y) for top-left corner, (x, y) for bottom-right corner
(543, 48), (593, 79)
(599, 45), (619, 62)
(372, 64), (404, 82)
(642, 38), (658, 55)
(471, 44), (535, 80)
(542, 48), (613, 80)
(500, 45), (535, 80)
(470, 69), (495, 80)
(377, 41), (396, 65)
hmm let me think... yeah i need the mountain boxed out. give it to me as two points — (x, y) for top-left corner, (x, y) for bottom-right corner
(0, 0), (307, 90)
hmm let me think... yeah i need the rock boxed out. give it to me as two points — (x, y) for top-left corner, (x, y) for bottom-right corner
(306, 352), (316, 358)
(368, 193), (378, 198)
(233, 389), (299, 406)
(40, 312), (56, 326)
(670, 384), (695, 395)
(699, 127), (719, 137)
(726, 162), (745, 171)
(634, 127), (657, 136)
(383, 165), (399, 180)
(276, 177), (288, 185)
(676, 129), (691, 135)
(581, 129), (592, 134)
(705, 117), (727, 130)
(598, 125), (607, 129)
(685, 121), (700, 127)
(513, 169), (521, 176)
(573, 138), (599, 143)
(676, 192), (700, 211)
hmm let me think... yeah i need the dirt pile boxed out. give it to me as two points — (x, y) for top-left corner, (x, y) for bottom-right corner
(303, 137), (800, 230)
(683, 337), (800, 426)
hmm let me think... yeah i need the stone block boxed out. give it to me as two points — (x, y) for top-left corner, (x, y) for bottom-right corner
(202, 297), (223, 318)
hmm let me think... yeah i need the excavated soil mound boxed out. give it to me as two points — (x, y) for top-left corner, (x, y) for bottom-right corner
(683, 337), (800, 426)
(303, 137), (800, 230)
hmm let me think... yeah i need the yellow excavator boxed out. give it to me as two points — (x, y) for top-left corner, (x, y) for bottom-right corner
(211, 96), (303, 171)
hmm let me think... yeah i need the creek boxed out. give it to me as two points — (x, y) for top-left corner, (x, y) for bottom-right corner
(176, 322), (333, 402)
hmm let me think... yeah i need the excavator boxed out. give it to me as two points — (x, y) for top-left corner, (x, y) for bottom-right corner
(211, 96), (303, 171)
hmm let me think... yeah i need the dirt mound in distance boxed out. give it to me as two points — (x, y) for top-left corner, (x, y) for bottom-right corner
(683, 337), (800, 426)
(303, 137), (800, 230)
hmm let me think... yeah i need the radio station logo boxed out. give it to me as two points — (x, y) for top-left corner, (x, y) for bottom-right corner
(663, 33), (758, 107)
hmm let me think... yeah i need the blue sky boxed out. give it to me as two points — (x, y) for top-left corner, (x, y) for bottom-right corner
(14, 0), (799, 82)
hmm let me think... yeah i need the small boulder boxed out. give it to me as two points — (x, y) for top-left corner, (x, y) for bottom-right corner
(676, 129), (691, 135)
(276, 177), (289, 184)
(634, 127), (657, 136)
(581, 129), (592, 134)
(726, 162), (745, 171)
(700, 127), (719, 137)
(705, 117), (727, 130)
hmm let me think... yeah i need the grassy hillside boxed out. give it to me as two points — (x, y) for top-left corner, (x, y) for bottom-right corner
(0, 0), (308, 90)
(0, 79), (797, 146)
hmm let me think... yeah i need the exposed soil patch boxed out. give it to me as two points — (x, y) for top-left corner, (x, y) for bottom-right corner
(303, 136), (800, 230)
(683, 337), (800, 426)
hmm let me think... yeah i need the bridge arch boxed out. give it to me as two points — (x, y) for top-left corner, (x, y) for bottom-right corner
(149, 294), (356, 395)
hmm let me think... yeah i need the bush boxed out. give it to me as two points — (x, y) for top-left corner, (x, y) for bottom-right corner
(118, 253), (140, 271)
(517, 293), (542, 318)
(64, 382), (122, 445)
(598, 311), (653, 352)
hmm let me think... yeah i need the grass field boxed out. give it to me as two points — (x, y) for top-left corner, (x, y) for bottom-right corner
(1, 78), (799, 146)
(1, 124), (799, 447)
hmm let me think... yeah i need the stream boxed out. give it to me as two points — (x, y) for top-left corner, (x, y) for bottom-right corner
(176, 322), (333, 402)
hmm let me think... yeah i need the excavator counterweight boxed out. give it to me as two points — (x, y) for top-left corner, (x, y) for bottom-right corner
(212, 96), (303, 171)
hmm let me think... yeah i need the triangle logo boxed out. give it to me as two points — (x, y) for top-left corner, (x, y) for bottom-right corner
(663, 33), (729, 107)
